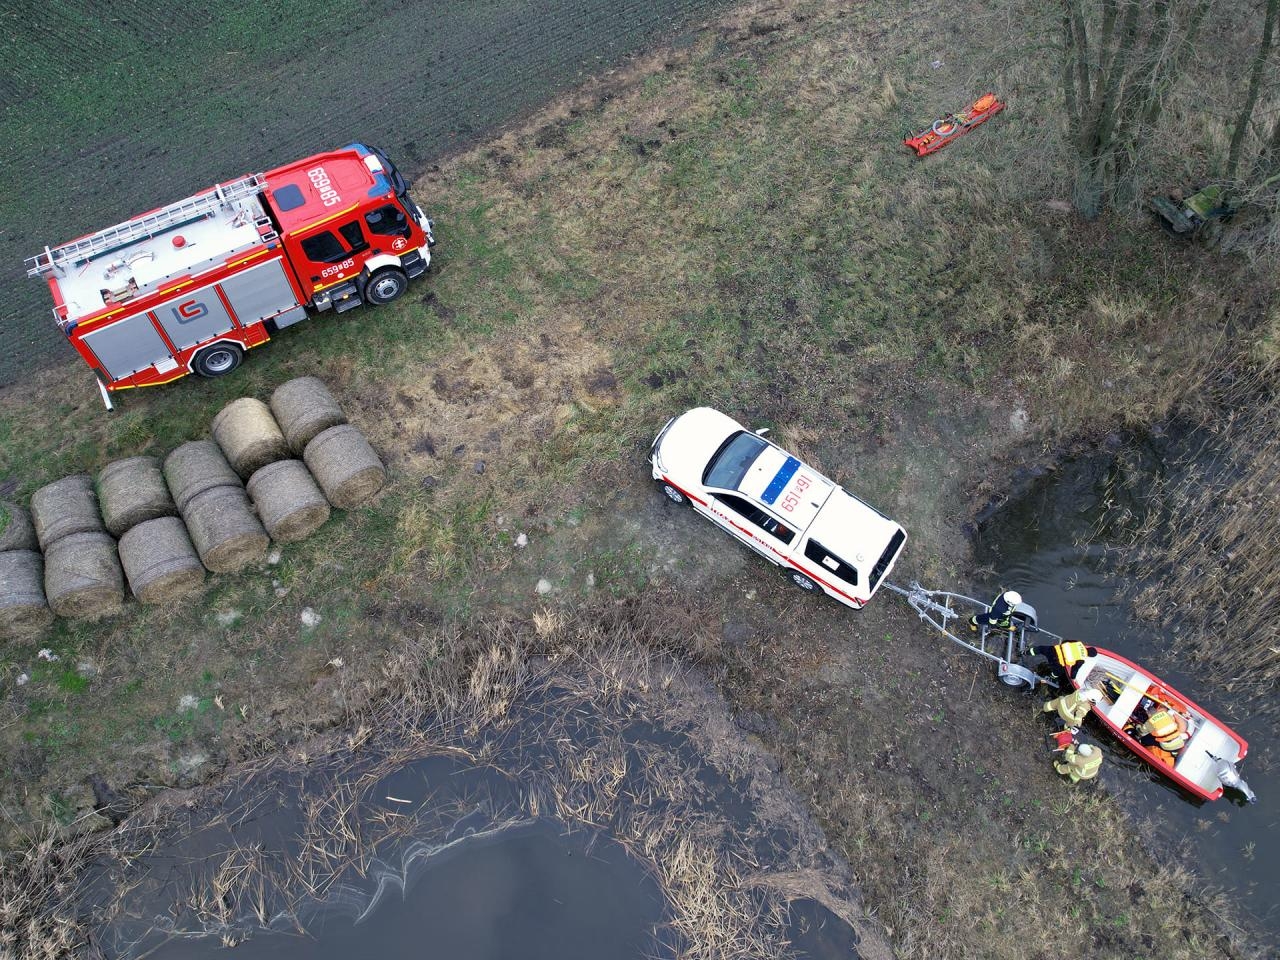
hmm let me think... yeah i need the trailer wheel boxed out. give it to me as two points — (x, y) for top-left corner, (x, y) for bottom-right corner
(788, 571), (818, 592)
(365, 268), (408, 306)
(192, 343), (244, 378)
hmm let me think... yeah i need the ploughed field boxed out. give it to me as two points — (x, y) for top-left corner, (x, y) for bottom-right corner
(0, 0), (732, 386)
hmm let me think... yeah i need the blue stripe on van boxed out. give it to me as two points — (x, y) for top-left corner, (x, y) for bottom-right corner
(761, 457), (801, 504)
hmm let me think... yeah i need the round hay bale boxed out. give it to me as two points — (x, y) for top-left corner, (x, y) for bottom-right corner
(163, 440), (241, 513)
(246, 460), (331, 543)
(31, 474), (104, 549)
(43, 532), (123, 620)
(212, 398), (290, 479)
(118, 516), (205, 604)
(0, 501), (38, 552)
(270, 377), (347, 454)
(304, 424), (386, 509)
(98, 456), (177, 537)
(0, 550), (53, 638)
(182, 485), (269, 573)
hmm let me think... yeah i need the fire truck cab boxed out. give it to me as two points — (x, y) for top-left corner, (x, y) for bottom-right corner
(26, 143), (434, 408)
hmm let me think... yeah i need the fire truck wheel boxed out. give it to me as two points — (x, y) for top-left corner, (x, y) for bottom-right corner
(192, 343), (244, 378)
(788, 571), (818, 592)
(365, 268), (408, 306)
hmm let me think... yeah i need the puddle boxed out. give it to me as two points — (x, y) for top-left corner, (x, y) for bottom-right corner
(139, 821), (665, 960)
(974, 442), (1279, 936)
(71, 650), (888, 960)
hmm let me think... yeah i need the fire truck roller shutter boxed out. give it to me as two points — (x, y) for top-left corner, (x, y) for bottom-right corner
(154, 283), (236, 352)
(81, 313), (174, 382)
(218, 260), (304, 328)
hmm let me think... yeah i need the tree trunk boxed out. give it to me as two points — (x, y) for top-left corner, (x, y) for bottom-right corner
(1227, 0), (1279, 184)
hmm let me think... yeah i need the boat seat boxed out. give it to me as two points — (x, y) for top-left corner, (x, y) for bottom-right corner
(1103, 672), (1148, 726)
(1175, 722), (1235, 790)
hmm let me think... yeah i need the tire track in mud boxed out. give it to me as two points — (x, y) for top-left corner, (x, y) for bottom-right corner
(0, 0), (734, 386)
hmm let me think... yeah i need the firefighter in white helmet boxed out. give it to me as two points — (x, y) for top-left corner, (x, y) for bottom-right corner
(1043, 686), (1102, 729)
(1055, 741), (1103, 783)
(969, 589), (1022, 632)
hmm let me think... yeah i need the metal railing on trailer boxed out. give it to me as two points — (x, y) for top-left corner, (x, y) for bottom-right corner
(881, 581), (1064, 689)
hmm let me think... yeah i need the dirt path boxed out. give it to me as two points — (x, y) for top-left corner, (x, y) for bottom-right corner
(0, 0), (734, 385)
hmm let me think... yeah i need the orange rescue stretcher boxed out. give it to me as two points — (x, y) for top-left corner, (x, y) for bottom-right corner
(904, 93), (1006, 157)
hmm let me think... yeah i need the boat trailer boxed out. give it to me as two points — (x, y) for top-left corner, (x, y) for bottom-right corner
(881, 581), (1060, 690)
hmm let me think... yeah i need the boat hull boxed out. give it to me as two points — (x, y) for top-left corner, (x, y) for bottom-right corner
(1072, 648), (1248, 802)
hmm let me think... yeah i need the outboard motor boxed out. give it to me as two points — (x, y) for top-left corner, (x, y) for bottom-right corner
(1210, 755), (1257, 804)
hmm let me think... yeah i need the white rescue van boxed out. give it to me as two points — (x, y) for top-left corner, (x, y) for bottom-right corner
(650, 407), (907, 609)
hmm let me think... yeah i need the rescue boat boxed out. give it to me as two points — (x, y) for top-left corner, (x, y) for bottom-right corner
(1071, 648), (1256, 804)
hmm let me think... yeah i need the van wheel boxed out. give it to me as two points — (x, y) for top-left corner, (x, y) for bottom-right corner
(660, 482), (688, 506)
(192, 343), (244, 378)
(366, 268), (408, 305)
(789, 571), (818, 592)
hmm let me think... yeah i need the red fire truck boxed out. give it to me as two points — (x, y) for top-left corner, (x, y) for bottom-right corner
(26, 143), (435, 408)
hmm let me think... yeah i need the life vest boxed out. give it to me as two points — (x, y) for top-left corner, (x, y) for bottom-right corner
(1145, 710), (1188, 753)
(1053, 641), (1089, 669)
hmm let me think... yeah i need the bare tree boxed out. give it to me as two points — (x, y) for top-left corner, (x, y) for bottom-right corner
(1061, 0), (1210, 217)
(1228, 0), (1279, 185)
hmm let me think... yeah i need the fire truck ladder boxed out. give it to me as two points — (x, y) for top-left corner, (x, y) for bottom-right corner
(25, 174), (268, 279)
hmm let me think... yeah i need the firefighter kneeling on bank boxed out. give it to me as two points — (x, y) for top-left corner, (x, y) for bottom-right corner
(1055, 742), (1103, 783)
(1043, 686), (1102, 729)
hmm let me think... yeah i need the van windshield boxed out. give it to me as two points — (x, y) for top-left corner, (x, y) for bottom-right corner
(703, 431), (768, 490)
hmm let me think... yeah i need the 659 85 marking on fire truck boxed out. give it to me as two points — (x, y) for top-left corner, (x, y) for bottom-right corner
(25, 143), (436, 409)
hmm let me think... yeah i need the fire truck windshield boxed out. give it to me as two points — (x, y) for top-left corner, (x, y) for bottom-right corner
(371, 146), (409, 198)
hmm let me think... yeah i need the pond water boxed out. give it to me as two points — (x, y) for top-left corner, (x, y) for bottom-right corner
(143, 820), (665, 960)
(973, 444), (1278, 940)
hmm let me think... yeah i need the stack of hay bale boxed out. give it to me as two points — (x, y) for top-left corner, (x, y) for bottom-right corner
(30, 475), (123, 622)
(101, 455), (203, 605)
(272, 376), (386, 511)
(0, 376), (384, 638)
(0, 499), (53, 638)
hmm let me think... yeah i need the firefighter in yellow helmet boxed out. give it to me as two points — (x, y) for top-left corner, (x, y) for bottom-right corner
(1042, 686), (1102, 729)
(1055, 742), (1103, 783)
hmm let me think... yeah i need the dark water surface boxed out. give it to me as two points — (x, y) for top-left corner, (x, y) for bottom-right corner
(973, 445), (1279, 940)
(146, 821), (665, 960)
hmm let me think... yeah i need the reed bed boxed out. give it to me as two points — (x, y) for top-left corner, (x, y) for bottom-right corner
(1118, 388), (1280, 709)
